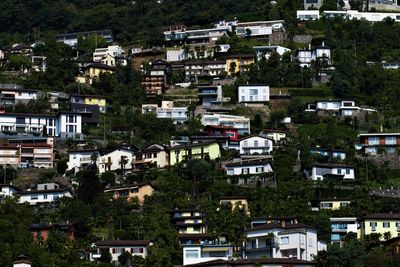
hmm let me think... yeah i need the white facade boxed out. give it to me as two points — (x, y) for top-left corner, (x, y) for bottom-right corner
(236, 20), (284, 37)
(183, 244), (233, 266)
(224, 161), (273, 176)
(246, 224), (326, 261)
(142, 101), (188, 124)
(311, 164), (355, 180)
(253, 46), (291, 61)
(91, 241), (149, 263)
(67, 150), (99, 172)
(166, 49), (188, 62)
(323, 10), (400, 22)
(297, 10), (321, 20)
(0, 112), (82, 138)
(93, 45), (125, 62)
(259, 131), (286, 143)
(97, 148), (135, 174)
(0, 89), (38, 103)
(296, 44), (331, 67)
(239, 136), (274, 155)
(201, 114), (251, 135)
(18, 188), (72, 205)
(238, 85), (270, 104)
(0, 185), (19, 198)
(330, 217), (358, 245)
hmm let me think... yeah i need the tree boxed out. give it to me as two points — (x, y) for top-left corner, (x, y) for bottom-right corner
(118, 251), (133, 266)
(119, 155), (129, 173)
(229, 61), (237, 77)
(75, 165), (103, 203)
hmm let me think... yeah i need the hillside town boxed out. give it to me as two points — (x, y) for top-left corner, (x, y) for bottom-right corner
(2, 0), (400, 266)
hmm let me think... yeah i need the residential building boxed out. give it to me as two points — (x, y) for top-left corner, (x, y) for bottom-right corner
(166, 48), (188, 62)
(18, 183), (72, 205)
(201, 114), (251, 135)
(70, 103), (100, 126)
(0, 112), (82, 139)
(259, 130), (287, 143)
(184, 60), (226, 80)
(169, 141), (221, 165)
(226, 54), (255, 75)
(204, 125), (239, 141)
(30, 222), (76, 241)
(0, 145), (21, 166)
(296, 43), (331, 68)
(141, 59), (171, 95)
(239, 135), (274, 155)
(253, 45), (291, 61)
(304, 0), (324, 10)
(323, 10), (400, 22)
(235, 20), (284, 38)
(93, 45), (126, 66)
(31, 56), (47, 72)
(171, 209), (207, 234)
(183, 241), (234, 266)
(142, 101), (188, 124)
(97, 145), (138, 174)
(90, 240), (150, 263)
(0, 88), (39, 107)
(19, 143), (54, 168)
(0, 184), (20, 198)
(76, 62), (115, 84)
(224, 159), (273, 177)
(330, 217), (358, 245)
(69, 94), (108, 113)
(163, 26), (230, 44)
(104, 182), (154, 204)
(310, 147), (346, 160)
(317, 198), (351, 211)
(10, 44), (33, 56)
(198, 85), (223, 107)
(305, 100), (376, 117)
(359, 213), (400, 241)
(358, 133), (400, 155)
(67, 149), (100, 172)
(13, 255), (32, 267)
(310, 163), (355, 180)
(56, 29), (113, 47)
(297, 10), (321, 21)
(238, 85), (270, 105)
(219, 196), (250, 215)
(245, 222), (326, 260)
(132, 144), (169, 170)
(184, 258), (318, 267)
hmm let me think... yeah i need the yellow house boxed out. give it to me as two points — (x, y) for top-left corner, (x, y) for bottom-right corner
(172, 209), (207, 234)
(219, 196), (250, 215)
(103, 182), (154, 205)
(226, 54), (255, 76)
(359, 213), (400, 241)
(76, 62), (115, 84)
(169, 142), (221, 166)
(319, 198), (351, 210)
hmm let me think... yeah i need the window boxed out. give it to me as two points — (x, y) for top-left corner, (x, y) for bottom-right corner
(30, 195), (38, 200)
(254, 140), (258, 147)
(68, 115), (75, 123)
(370, 222), (377, 231)
(242, 168), (249, 175)
(337, 168), (342, 174)
(340, 202), (348, 207)
(131, 247), (144, 254)
(185, 249), (199, 259)
(368, 137), (379, 145)
(243, 141), (248, 147)
(256, 167), (264, 173)
(345, 169), (351, 175)
(250, 89), (258, 95)
(321, 202), (333, 208)
(112, 248), (124, 254)
(396, 223), (400, 231)
(43, 194), (47, 199)
(227, 169), (234, 175)
(68, 125), (75, 133)
(383, 222), (391, 228)
(385, 136), (396, 145)
(281, 237), (289, 245)
(153, 153), (157, 158)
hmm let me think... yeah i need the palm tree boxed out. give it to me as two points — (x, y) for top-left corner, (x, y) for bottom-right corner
(119, 155), (129, 174)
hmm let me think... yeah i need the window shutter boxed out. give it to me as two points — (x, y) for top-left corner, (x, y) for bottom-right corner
(139, 247), (144, 253)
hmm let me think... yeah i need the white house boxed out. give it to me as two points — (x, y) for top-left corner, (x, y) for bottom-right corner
(239, 135), (274, 155)
(330, 217), (358, 246)
(0, 88), (39, 105)
(253, 45), (291, 61)
(0, 112), (82, 139)
(310, 148), (346, 160)
(93, 45), (125, 61)
(236, 20), (284, 38)
(201, 114), (251, 135)
(297, 10), (321, 20)
(323, 10), (400, 22)
(259, 130), (287, 143)
(90, 240), (150, 263)
(67, 149), (100, 172)
(311, 163), (355, 181)
(183, 243), (234, 266)
(18, 183), (72, 205)
(245, 223), (327, 260)
(296, 43), (331, 68)
(0, 184), (20, 198)
(166, 48), (188, 62)
(97, 146), (138, 174)
(224, 160), (273, 176)
(142, 101), (188, 124)
(238, 85), (270, 105)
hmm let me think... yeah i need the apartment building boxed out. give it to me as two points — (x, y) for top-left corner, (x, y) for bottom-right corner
(359, 213), (400, 241)
(142, 101), (188, 124)
(0, 112), (82, 139)
(238, 85), (270, 105)
(330, 217), (358, 245)
(245, 222), (326, 260)
(0, 87), (39, 107)
(164, 26), (230, 44)
(169, 141), (221, 165)
(310, 163), (355, 181)
(358, 133), (400, 155)
(184, 60), (226, 80)
(18, 183), (72, 206)
(69, 94), (108, 113)
(201, 114), (251, 135)
(183, 241), (234, 266)
(171, 209), (207, 234)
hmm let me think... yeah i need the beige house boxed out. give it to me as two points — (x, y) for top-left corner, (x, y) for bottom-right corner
(219, 196), (250, 215)
(76, 63), (115, 84)
(104, 182), (154, 204)
(132, 144), (169, 170)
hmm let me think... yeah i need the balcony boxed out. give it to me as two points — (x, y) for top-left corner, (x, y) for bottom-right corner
(331, 224), (348, 232)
